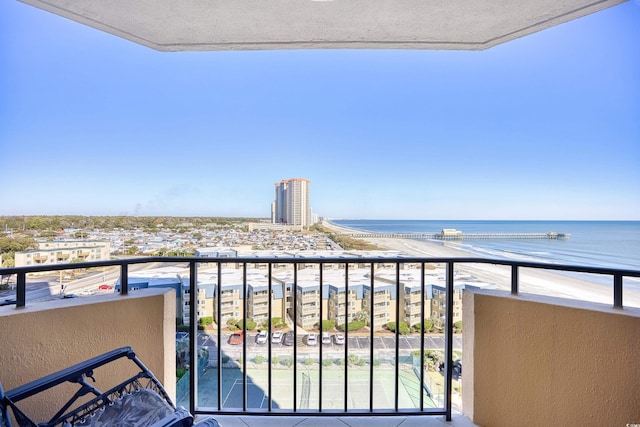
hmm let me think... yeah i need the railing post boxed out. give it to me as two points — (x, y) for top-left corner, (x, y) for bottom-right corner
(16, 272), (26, 308)
(242, 262), (248, 412)
(189, 260), (198, 416)
(394, 262), (400, 412)
(216, 262), (223, 411)
(369, 262), (375, 413)
(444, 261), (454, 421)
(613, 273), (623, 308)
(511, 264), (519, 295)
(120, 263), (128, 295)
(319, 262), (324, 412)
(268, 262), (273, 412)
(419, 262), (425, 411)
(344, 262), (350, 413)
(293, 264), (298, 412)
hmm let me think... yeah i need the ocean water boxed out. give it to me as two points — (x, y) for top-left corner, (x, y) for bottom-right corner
(331, 220), (640, 271)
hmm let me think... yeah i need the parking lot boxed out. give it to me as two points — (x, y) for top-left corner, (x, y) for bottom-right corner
(196, 332), (461, 358)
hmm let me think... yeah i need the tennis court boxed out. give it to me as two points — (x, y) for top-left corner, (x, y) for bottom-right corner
(188, 365), (436, 411)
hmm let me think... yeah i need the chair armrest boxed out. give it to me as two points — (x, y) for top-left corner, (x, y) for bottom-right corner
(5, 347), (135, 403)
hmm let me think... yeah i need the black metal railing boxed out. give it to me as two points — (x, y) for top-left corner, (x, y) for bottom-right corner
(2, 257), (639, 421)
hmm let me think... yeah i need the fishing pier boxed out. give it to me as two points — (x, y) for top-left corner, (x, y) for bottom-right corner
(344, 229), (570, 240)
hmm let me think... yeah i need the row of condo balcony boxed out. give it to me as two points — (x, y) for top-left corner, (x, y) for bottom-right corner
(118, 262), (473, 330)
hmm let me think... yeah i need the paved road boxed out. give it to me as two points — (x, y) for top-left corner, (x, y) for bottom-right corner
(1, 262), (174, 304)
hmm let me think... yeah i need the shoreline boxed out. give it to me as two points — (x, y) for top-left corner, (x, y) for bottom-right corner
(321, 220), (640, 308)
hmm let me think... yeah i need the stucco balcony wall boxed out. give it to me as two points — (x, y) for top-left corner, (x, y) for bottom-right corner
(463, 288), (640, 427)
(0, 288), (176, 421)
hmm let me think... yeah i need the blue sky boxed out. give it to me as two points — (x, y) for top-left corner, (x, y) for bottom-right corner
(1, 1), (639, 220)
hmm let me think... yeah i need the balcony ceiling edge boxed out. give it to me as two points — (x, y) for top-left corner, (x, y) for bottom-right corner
(18, 0), (627, 52)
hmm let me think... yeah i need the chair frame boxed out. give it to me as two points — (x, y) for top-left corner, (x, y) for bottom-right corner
(1, 347), (216, 427)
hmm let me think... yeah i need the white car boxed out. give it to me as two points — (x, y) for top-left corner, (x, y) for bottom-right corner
(334, 333), (345, 345)
(307, 333), (318, 346)
(271, 330), (283, 344)
(321, 332), (332, 344)
(255, 330), (268, 345)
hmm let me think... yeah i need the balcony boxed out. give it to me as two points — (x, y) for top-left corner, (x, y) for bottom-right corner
(405, 293), (423, 304)
(32, 254), (48, 263)
(1, 256), (639, 427)
(300, 304), (319, 316)
(300, 292), (319, 304)
(251, 293), (269, 303)
(220, 292), (236, 302)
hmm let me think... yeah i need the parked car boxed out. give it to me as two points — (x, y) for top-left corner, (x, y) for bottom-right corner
(334, 333), (345, 345)
(255, 330), (268, 345)
(271, 330), (284, 344)
(283, 332), (295, 346)
(321, 332), (332, 344)
(306, 332), (318, 346)
(438, 360), (462, 379)
(228, 331), (243, 345)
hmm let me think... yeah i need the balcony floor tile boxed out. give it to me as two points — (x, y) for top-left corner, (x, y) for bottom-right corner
(205, 415), (477, 427)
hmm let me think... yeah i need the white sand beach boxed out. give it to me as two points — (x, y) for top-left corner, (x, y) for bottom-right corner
(322, 220), (640, 309)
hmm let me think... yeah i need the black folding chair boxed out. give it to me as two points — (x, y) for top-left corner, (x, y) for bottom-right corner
(0, 347), (218, 427)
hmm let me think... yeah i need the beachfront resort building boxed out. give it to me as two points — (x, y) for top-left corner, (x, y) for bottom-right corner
(14, 240), (111, 267)
(272, 178), (315, 228)
(369, 268), (470, 327)
(113, 267), (215, 326)
(115, 253), (468, 330)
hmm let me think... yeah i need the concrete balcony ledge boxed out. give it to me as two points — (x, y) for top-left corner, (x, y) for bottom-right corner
(463, 288), (640, 427)
(0, 288), (177, 419)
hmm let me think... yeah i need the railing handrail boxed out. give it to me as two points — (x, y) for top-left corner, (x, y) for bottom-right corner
(3, 256), (638, 309)
(3, 255), (639, 277)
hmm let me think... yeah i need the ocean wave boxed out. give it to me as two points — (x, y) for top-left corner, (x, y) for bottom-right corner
(441, 241), (556, 265)
(336, 219), (640, 270)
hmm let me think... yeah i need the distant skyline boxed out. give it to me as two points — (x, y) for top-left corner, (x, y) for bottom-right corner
(1, 2), (638, 220)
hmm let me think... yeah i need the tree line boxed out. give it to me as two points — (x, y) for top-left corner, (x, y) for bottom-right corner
(0, 215), (264, 233)
(0, 236), (38, 268)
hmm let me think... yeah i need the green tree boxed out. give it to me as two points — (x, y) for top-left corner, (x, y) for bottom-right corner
(386, 321), (410, 335)
(199, 317), (213, 327)
(453, 321), (463, 333)
(0, 236), (38, 254)
(321, 319), (335, 331)
(424, 319), (434, 332)
(0, 236), (38, 267)
(337, 320), (366, 332)
(237, 318), (257, 331)
(354, 310), (369, 323)
(126, 246), (139, 255)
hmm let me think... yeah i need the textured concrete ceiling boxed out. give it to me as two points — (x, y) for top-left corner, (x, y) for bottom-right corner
(19, 0), (626, 51)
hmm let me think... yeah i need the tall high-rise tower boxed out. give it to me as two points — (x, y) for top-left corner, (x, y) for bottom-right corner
(273, 178), (312, 227)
